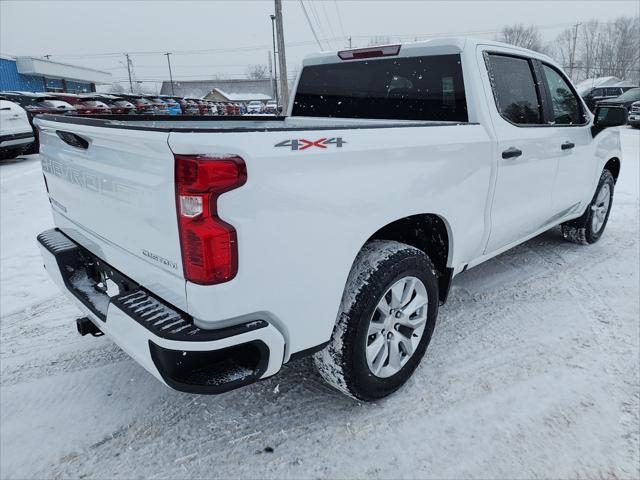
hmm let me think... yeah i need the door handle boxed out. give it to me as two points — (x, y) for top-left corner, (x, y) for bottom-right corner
(561, 141), (575, 150)
(502, 147), (522, 159)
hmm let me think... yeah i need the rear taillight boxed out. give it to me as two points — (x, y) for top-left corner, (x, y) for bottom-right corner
(175, 155), (247, 284)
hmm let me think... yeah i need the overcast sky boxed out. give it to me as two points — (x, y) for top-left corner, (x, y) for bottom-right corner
(1, 0), (638, 90)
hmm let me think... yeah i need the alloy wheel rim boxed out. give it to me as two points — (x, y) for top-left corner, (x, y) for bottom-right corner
(591, 183), (611, 233)
(365, 276), (428, 378)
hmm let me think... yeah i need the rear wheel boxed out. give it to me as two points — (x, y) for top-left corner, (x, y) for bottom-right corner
(561, 169), (615, 245)
(313, 240), (439, 401)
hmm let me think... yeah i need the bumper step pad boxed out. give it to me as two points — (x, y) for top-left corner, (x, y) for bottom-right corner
(112, 290), (268, 342)
(38, 229), (268, 342)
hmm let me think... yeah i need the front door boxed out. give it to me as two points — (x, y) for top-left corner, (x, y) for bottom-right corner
(538, 62), (595, 216)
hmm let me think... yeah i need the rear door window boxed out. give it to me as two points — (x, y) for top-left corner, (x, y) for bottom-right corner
(484, 53), (543, 125)
(292, 54), (468, 121)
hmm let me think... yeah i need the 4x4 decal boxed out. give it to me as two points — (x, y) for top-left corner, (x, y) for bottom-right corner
(275, 137), (346, 151)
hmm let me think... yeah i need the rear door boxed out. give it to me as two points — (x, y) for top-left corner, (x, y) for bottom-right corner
(480, 49), (558, 252)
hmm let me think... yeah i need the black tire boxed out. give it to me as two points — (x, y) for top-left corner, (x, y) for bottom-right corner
(561, 169), (615, 245)
(313, 240), (439, 401)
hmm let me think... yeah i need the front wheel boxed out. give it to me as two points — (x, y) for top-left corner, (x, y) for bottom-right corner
(561, 169), (615, 245)
(313, 240), (439, 401)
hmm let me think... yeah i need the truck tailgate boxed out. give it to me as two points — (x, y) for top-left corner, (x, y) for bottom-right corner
(35, 118), (187, 309)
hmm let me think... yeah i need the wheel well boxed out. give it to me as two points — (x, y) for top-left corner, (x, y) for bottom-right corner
(604, 157), (620, 183)
(368, 214), (453, 304)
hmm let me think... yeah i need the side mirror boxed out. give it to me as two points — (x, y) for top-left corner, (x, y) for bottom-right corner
(591, 105), (627, 137)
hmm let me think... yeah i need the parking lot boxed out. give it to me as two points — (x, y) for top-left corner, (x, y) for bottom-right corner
(1, 128), (638, 479)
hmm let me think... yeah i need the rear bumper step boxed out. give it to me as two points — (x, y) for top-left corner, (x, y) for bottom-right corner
(37, 228), (285, 394)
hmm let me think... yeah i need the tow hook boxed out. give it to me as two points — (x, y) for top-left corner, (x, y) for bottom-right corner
(76, 317), (104, 337)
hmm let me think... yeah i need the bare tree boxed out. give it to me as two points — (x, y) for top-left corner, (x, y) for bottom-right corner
(549, 16), (640, 84)
(246, 64), (268, 80)
(109, 83), (126, 94)
(498, 24), (544, 52)
(580, 20), (601, 81)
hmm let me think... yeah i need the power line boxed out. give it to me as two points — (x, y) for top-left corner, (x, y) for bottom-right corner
(320, 1), (339, 50)
(333, 0), (347, 46)
(299, 0), (325, 50)
(29, 21), (577, 60)
(307, 1), (331, 49)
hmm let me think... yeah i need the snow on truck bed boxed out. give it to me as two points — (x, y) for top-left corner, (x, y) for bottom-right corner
(1, 129), (639, 479)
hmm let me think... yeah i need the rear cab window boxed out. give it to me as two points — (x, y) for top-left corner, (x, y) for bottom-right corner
(484, 53), (543, 125)
(292, 54), (468, 122)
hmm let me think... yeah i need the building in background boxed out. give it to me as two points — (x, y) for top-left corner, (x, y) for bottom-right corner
(0, 55), (112, 93)
(160, 78), (273, 101)
(205, 88), (272, 103)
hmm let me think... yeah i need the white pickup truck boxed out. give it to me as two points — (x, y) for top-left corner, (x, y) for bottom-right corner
(35, 38), (626, 400)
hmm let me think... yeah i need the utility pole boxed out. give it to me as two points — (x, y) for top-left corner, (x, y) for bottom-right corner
(125, 53), (133, 93)
(274, 0), (289, 113)
(568, 22), (581, 81)
(165, 52), (175, 96)
(268, 51), (279, 107)
(270, 14), (279, 106)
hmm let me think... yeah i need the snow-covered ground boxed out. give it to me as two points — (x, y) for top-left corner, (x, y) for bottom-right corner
(1, 130), (639, 479)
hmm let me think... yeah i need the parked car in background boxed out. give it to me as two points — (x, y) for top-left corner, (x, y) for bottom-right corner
(215, 102), (227, 115)
(247, 101), (264, 114)
(190, 99), (211, 115)
(142, 97), (169, 115)
(120, 95), (155, 114)
(206, 101), (218, 115)
(221, 102), (235, 115)
(88, 94), (136, 115)
(1, 92), (69, 117)
(79, 99), (112, 115)
(628, 101), (640, 128)
(48, 93), (112, 115)
(36, 98), (76, 115)
(0, 99), (34, 159)
(157, 96), (182, 115)
(177, 98), (199, 115)
(595, 87), (640, 115)
(0, 92), (76, 152)
(581, 85), (635, 112)
(264, 100), (278, 114)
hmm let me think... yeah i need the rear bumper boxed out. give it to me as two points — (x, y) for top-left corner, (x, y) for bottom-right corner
(0, 131), (34, 149)
(37, 228), (285, 394)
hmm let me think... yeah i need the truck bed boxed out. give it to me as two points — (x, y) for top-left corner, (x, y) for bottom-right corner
(36, 114), (471, 132)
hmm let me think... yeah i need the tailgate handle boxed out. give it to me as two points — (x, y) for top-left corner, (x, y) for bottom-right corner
(56, 130), (89, 150)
